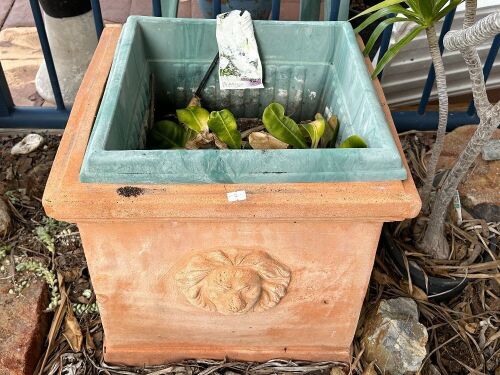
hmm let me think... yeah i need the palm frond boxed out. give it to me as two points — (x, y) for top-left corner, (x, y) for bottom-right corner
(371, 25), (426, 78)
(350, 0), (406, 20)
(363, 16), (408, 56)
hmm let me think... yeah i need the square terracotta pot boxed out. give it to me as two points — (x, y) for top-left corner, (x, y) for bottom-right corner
(43, 27), (421, 365)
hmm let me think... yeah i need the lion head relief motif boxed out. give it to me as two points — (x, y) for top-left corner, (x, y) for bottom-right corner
(175, 249), (291, 315)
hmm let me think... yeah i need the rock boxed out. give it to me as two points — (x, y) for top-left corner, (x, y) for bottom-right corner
(472, 203), (500, 222)
(482, 140), (500, 161)
(0, 280), (50, 375)
(361, 297), (428, 375)
(10, 134), (44, 155)
(26, 161), (53, 198)
(0, 198), (11, 238)
(437, 126), (500, 210)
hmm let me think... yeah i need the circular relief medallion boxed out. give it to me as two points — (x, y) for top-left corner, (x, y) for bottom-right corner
(175, 249), (291, 315)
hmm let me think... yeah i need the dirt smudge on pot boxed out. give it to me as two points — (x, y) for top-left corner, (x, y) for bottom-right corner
(116, 186), (145, 198)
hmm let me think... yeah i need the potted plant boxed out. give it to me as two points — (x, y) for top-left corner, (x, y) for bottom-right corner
(43, 17), (420, 365)
(197, 0), (273, 19)
(357, 0), (500, 298)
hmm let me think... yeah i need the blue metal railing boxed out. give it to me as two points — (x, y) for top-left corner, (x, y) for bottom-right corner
(0, 0), (497, 130)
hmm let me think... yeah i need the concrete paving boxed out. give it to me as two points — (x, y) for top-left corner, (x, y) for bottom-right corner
(0, 0), (203, 29)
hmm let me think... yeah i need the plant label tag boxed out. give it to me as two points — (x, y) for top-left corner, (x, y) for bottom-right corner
(216, 10), (264, 90)
(227, 190), (247, 202)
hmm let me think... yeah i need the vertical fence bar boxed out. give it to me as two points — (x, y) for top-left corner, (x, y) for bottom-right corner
(0, 63), (14, 116)
(29, 0), (65, 111)
(377, 23), (394, 80)
(90, 0), (104, 39)
(271, 0), (281, 20)
(152, 0), (162, 16)
(328, 0), (341, 21)
(417, 9), (456, 114)
(213, 0), (221, 17)
(467, 33), (500, 115)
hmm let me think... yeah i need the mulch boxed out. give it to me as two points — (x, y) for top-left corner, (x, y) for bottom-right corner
(0, 131), (498, 375)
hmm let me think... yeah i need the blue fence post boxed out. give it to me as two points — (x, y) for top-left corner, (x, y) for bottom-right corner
(271, 0), (281, 20)
(417, 9), (456, 114)
(467, 33), (500, 115)
(329, 0), (341, 21)
(152, 0), (162, 16)
(0, 63), (14, 117)
(29, 0), (65, 111)
(213, 0), (221, 17)
(90, 0), (105, 39)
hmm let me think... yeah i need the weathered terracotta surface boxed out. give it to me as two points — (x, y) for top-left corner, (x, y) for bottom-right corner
(42, 28), (421, 365)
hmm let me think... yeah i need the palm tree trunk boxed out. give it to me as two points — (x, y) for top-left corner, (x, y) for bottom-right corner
(463, 0), (477, 28)
(420, 25), (449, 212)
(420, 7), (500, 259)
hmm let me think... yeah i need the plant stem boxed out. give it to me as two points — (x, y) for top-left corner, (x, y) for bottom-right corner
(420, 3), (500, 259)
(421, 102), (499, 259)
(420, 25), (449, 212)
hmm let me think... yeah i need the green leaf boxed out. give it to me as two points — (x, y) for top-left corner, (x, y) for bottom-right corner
(301, 113), (325, 149)
(434, 0), (448, 12)
(350, 0), (406, 20)
(418, 0), (433, 21)
(435, 0), (464, 22)
(150, 120), (189, 149)
(363, 16), (408, 56)
(262, 103), (307, 149)
(320, 115), (340, 148)
(354, 6), (418, 34)
(371, 25), (426, 78)
(176, 106), (209, 133)
(207, 109), (242, 149)
(339, 135), (368, 148)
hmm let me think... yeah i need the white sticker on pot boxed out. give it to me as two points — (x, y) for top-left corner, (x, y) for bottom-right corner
(227, 190), (247, 202)
(216, 10), (264, 90)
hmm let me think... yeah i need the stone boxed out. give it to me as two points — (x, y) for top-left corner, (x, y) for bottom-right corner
(361, 297), (428, 375)
(0, 198), (11, 238)
(0, 280), (50, 375)
(437, 126), (500, 209)
(471, 203), (500, 222)
(11, 134), (44, 155)
(482, 140), (500, 161)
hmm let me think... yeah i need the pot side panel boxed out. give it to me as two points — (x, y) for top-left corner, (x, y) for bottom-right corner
(78, 220), (381, 365)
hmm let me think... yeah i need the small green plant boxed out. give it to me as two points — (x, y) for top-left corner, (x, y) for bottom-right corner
(36, 226), (55, 254)
(16, 259), (60, 311)
(207, 109), (242, 149)
(0, 245), (10, 261)
(149, 101), (367, 150)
